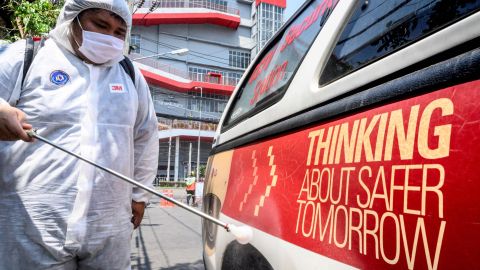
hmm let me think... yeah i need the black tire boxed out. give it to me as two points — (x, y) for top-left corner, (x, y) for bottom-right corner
(221, 241), (273, 270)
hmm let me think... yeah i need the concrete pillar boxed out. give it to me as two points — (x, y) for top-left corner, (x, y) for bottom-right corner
(188, 142), (192, 176)
(174, 136), (180, 181)
(167, 135), (172, 181)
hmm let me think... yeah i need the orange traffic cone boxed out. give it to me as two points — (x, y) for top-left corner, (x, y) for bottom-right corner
(167, 189), (174, 207)
(160, 189), (169, 207)
(160, 192), (168, 207)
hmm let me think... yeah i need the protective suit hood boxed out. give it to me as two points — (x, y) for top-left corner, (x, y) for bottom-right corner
(49, 0), (132, 66)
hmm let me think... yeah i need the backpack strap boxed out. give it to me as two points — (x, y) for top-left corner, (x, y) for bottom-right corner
(119, 56), (135, 84)
(10, 37), (46, 106)
(22, 37), (46, 87)
(22, 37), (35, 87)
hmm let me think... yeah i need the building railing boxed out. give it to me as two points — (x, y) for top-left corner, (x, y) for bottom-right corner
(158, 119), (218, 131)
(131, 53), (189, 78)
(131, 53), (240, 87)
(140, 0), (240, 16)
(188, 72), (239, 86)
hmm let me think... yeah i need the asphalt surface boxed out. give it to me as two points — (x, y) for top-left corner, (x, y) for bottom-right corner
(131, 188), (205, 270)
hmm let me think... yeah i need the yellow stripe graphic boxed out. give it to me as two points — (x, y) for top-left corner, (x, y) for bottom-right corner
(254, 146), (278, 216)
(239, 150), (258, 211)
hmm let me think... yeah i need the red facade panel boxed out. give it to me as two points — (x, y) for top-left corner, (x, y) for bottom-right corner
(256, 0), (286, 8)
(132, 12), (240, 29)
(140, 69), (235, 96)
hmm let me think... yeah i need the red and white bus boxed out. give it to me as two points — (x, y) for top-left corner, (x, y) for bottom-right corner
(202, 0), (480, 269)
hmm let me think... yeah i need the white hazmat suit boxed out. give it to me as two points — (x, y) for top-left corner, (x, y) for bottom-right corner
(0, 0), (159, 269)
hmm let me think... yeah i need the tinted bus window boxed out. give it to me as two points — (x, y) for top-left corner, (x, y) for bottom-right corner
(225, 0), (339, 126)
(320, 0), (480, 85)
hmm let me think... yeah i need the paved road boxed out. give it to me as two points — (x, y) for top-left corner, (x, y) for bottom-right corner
(131, 188), (205, 270)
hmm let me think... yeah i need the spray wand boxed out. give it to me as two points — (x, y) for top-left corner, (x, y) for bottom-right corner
(26, 130), (253, 245)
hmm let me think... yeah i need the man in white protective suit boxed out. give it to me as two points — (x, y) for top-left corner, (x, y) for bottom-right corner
(0, 0), (159, 269)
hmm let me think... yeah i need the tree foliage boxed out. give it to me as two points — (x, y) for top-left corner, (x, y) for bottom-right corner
(199, 165), (206, 178)
(2, 0), (64, 40)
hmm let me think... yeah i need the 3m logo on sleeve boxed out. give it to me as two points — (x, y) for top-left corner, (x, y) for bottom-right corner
(109, 83), (126, 93)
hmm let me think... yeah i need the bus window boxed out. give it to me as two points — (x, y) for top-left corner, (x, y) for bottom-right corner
(224, 0), (339, 128)
(320, 0), (480, 85)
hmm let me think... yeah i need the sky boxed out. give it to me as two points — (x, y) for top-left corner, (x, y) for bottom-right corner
(285, 0), (308, 20)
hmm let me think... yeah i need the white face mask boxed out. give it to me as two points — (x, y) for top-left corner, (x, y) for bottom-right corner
(73, 17), (125, 64)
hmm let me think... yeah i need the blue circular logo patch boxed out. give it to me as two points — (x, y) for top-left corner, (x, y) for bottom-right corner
(50, 70), (69, 85)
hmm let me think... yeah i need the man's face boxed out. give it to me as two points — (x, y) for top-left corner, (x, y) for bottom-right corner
(70, 8), (127, 63)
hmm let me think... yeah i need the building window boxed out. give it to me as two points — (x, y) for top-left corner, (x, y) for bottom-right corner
(130, 34), (141, 53)
(150, 87), (229, 121)
(187, 90), (229, 114)
(207, 0), (228, 12)
(158, 0), (185, 8)
(229, 50), (251, 69)
(189, 0), (227, 12)
(227, 72), (243, 86)
(189, 67), (223, 84)
(188, 64), (248, 86)
(189, 66), (244, 86)
(257, 3), (284, 50)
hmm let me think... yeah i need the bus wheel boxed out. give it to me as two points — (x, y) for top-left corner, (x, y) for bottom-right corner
(221, 241), (273, 270)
